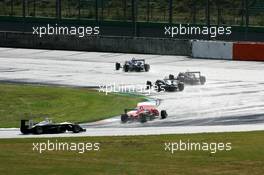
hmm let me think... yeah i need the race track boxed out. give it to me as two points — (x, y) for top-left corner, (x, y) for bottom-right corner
(0, 47), (264, 138)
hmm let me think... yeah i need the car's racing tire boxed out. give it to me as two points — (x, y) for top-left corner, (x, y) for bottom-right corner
(200, 76), (206, 85)
(144, 64), (150, 72)
(161, 110), (168, 119)
(135, 66), (141, 72)
(57, 126), (66, 133)
(139, 114), (147, 123)
(156, 85), (162, 92)
(146, 81), (152, 90)
(155, 80), (164, 92)
(73, 125), (81, 133)
(123, 65), (129, 72)
(34, 126), (43, 134)
(56, 126), (61, 133)
(121, 114), (129, 123)
(178, 82), (184, 91)
(115, 62), (121, 70)
(61, 127), (67, 133)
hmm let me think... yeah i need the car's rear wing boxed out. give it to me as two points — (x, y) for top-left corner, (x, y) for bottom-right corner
(133, 59), (145, 63)
(20, 119), (34, 129)
(185, 71), (201, 74)
(164, 78), (178, 81)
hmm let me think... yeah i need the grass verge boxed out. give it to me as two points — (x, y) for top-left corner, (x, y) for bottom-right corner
(0, 131), (263, 175)
(0, 83), (144, 128)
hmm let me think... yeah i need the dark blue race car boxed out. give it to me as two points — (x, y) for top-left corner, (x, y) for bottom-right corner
(116, 58), (150, 72)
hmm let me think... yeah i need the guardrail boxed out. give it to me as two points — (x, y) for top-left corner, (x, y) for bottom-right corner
(0, 31), (191, 56)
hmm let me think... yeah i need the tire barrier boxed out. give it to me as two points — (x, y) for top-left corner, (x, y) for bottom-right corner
(192, 40), (264, 61)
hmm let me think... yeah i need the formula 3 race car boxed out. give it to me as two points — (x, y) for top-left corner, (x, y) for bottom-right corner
(121, 102), (168, 123)
(177, 71), (206, 85)
(146, 74), (184, 92)
(115, 58), (150, 72)
(20, 118), (86, 134)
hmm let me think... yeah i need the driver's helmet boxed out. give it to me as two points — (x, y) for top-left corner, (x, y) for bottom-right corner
(45, 118), (52, 123)
(131, 58), (136, 63)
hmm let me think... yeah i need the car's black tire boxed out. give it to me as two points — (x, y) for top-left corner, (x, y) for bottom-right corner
(200, 76), (206, 85)
(139, 114), (147, 123)
(135, 66), (141, 72)
(155, 80), (164, 92)
(161, 110), (168, 119)
(121, 114), (129, 123)
(56, 126), (61, 133)
(156, 84), (162, 92)
(169, 74), (174, 80)
(146, 81), (152, 89)
(123, 65), (129, 72)
(144, 64), (150, 72)
(34, 126), (43, 134)
(72, 125), (81, 133)
(178, 82), (184, 91)
(62, 126), (67, 133)
(57, 126), (66, 133)
(115, 62), (121, 70)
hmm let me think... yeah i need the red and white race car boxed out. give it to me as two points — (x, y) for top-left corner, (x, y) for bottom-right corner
(121, 102), (167, 123)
